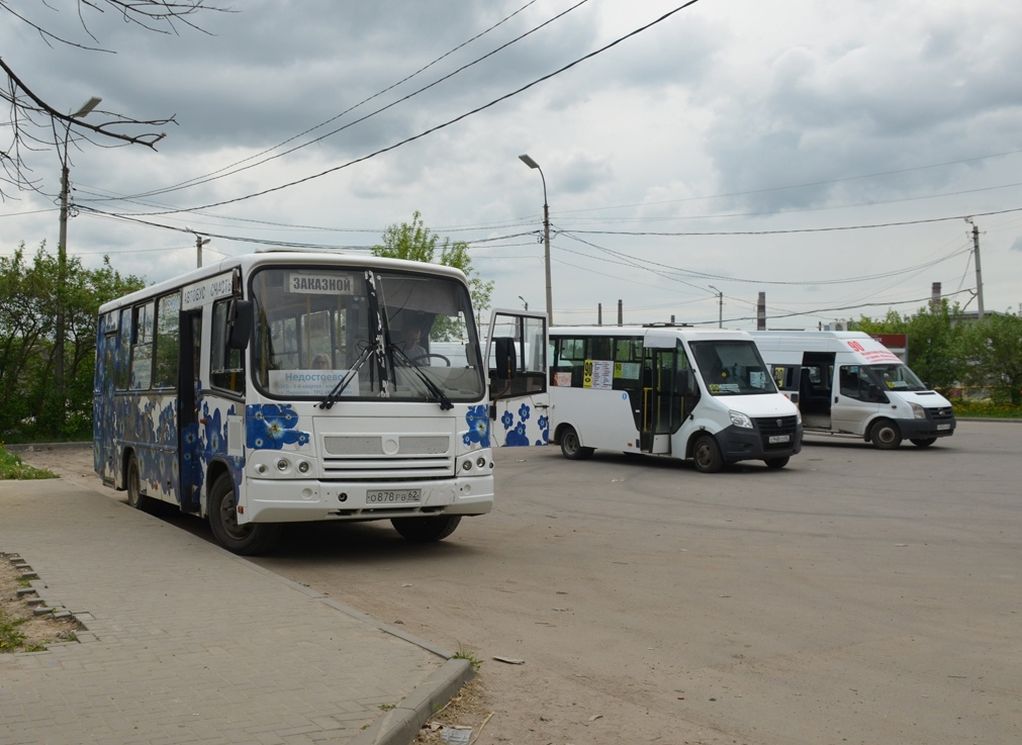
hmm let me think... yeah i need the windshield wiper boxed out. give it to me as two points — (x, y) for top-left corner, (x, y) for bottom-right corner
(389, 344), (453, 410)
(318, 343), (375, 410)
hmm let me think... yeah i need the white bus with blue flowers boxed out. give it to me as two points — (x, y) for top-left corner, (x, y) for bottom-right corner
(93, 251), (511, 554)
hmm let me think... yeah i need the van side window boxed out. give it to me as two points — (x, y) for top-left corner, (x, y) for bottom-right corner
(839, 365), (864, 399)
(772, 365), (798, 391)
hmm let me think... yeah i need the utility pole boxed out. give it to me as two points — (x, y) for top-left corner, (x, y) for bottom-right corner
(518, 154), (553, 325)
(966, 218), (984, 320)
(195, 234), (210, 268)
(55, 96), (102, 432)
(708, 285), (723, 328)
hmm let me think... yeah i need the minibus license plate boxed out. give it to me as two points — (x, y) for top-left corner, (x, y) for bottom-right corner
(366, 488), (421, 505)
(768, 434), (790, 444)
(937, 424), (951, 431)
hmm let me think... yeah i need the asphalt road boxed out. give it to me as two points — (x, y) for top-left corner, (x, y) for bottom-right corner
(24, 421), (1021, 744)
(248, 420), (1022, 745)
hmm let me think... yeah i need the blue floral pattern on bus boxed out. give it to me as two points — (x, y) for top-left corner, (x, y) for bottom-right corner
(462, 404), (491, 448)
(246, 403), (310, 449)
(498, 402), (549, 446)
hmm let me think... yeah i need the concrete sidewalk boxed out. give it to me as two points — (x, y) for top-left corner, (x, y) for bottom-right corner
(0, 475), (470, 745)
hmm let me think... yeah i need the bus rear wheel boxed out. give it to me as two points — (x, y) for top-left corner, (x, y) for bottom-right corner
(392, 515), (461, 542)
(870, 419), (902, 450)
(692, 434), (723, 473)
(207, 473), (281, 555)
(126, 454), (155, 513)
(559, 425), (594, 460)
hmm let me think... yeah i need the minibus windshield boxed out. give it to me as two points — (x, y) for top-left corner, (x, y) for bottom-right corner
(862, 363), (927, 392)
(690, 340), (777, 396)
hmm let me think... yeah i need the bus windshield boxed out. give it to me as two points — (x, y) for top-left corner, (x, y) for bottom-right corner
(690, 340), (777, 396)
(862, 363), (926, 392)
(251, 267), (485, 402)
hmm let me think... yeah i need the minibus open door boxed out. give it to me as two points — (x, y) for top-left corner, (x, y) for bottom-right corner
(485, 309), (549, 446)
(639, 338), (678, 455)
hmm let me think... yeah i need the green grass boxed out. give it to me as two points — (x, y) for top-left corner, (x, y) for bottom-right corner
(950, 399), (1022, 419)
(0, 612), (29, 652)
(452, 645), (483, 670)
(0, 446), (57, 480)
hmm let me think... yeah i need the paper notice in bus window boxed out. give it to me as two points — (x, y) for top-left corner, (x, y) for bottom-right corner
(584, 360), (613, 390)
(286, 272), (355, 295)
(269, 369), (357, 396)
(553, 372), (572, 387)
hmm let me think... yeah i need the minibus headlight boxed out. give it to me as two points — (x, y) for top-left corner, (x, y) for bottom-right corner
(276, 458), (290, 472)
(910, 402), (926, 419)
(729, 410), (754, 429)
(475, 456), (487, 469)
(297, 461), (310, 474)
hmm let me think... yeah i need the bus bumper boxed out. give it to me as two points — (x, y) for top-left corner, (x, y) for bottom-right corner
(717, 423), (803, 463)
(891, 416), (956, 440)
(240, 475), (494, 524)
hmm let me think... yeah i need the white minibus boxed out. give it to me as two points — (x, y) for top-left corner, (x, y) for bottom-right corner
(548, 325), (802, 472)
(750, 330), (956, 449)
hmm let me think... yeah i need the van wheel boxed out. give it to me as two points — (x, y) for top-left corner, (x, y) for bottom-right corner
(392, 515), (461, 542)
(910, 437), (936, 448)
(125, 454), (154, 512)
(207, 473), (281, 555)
(764, 456), (789, 469)
(870, 419), (902, 450)
(559, 426), (594, 460)
(692, 434), (723, 473)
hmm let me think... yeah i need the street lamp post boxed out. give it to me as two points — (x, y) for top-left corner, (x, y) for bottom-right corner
(517, 295), (528, 311)
(518, 154), (552, 325)
(55, 96), (102, 430)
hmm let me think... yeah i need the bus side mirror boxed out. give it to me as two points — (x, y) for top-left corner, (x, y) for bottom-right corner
(228, 299), (254, 349)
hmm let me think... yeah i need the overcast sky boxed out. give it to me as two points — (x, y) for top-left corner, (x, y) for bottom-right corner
(3, 0), (1021, 329)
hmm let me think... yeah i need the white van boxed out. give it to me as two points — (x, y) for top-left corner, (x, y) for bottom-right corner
(548, 325), (802, 472)
(750, 331), (956, 449)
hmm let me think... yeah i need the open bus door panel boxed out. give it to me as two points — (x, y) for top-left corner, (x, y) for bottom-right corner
(485, 309), (549, 446)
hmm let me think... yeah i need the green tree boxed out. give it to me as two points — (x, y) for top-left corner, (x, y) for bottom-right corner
(372, 211), (494, 337)
(960, 313), (1022, 405)
(0, 243), (144, 440)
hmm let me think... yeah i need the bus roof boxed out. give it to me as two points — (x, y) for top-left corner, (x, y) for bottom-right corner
(98, 251), (469, 314)
(549, 325), (755, 340)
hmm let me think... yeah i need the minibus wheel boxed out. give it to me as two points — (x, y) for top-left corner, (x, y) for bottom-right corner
(559, 425), (594, 460)
(392, 515), (461, 542)
(870, 419), (902, 450)
(692, 434), (723, 473)
(910, 437), (936, 448)
(125, 454), (154, 513)
(764, 456), (789, 469)
(208, 473), (281, 555)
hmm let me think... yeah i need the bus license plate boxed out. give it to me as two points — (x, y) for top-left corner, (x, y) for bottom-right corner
(366, 488), (422, 505)
(937, 424), (951, 431)
(768, 434), (790, 444)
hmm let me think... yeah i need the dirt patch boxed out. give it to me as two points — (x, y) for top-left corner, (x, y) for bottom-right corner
(0, 555), (81, 653)
(414, 676), (494, 744)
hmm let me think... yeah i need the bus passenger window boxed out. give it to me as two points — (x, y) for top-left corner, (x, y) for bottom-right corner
(115, 308), (132, 391)
(130, 302), (154, 390)
(211, 299), (245, 394)
(153, 293), (181, 389)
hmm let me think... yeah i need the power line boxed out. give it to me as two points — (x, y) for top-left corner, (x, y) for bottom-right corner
(560, 205), (1022, 237)
(82, 0), (587, 204)
(118, 0), (704, 216)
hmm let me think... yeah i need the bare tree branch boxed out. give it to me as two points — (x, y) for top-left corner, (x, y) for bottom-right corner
(1, 0), (230, 201)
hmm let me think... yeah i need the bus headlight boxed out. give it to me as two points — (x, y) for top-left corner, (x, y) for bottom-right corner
(297, 461), (310, 474)
(276, 458), (290, 472)
(910, 402), (926, 419)
(729, 410), (754, 429)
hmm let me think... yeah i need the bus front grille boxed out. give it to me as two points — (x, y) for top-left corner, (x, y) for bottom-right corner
(754, 415), (800, 449)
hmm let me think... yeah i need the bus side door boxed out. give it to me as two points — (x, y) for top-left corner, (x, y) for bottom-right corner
(485, 310), (549, 446)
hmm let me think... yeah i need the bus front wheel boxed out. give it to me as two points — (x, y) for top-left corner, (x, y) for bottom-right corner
(764, 456), (789, 469)
(559, 425), (594, 460)
(870, 419), (902, 450)
(392, 515), (461, 542)
(692, 435), (723, 473)
(207, 473), (281, 555)
(910, 438), (936, 448)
